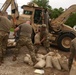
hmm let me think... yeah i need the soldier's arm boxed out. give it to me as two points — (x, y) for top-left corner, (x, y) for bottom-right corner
(13, 26), (20, 36)
(40, 37), (46, 43)
(40, 32), (47, 43)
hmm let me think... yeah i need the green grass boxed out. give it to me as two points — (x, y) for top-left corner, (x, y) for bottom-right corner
(10, 28), (14, 32)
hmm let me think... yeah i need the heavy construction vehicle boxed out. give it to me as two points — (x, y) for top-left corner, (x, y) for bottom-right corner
(21, 3), (76, 52)
(1, 0), (76, 52)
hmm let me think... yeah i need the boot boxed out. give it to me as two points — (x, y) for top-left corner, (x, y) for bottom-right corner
(12, 55), (17, 61)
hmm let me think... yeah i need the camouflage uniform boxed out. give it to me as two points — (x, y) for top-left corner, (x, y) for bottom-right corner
(13, 23), (37, 63)
(40, 24), (50, 52)
(36, 24), (50, 53)
(34, 24), (50, 53)
(68, 38), (76, 71)
(0, 16), (12, 63)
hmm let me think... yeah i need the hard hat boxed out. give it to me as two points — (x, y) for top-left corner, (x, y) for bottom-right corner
(42, 24), (46, 28)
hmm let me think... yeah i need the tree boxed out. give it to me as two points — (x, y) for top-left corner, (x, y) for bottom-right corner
(65, 13), (76, 27)
(50, 7), (64, 19)
(32, 0), (49, 8)
(31, 0), (64, 19)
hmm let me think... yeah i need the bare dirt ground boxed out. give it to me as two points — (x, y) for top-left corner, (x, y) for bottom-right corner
(0, 32), (70, 75)
(0, 47), (35, 75)
(0, 46), (69, 75)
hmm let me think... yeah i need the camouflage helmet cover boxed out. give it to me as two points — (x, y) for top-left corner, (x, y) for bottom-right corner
(42, 24), (46, 28)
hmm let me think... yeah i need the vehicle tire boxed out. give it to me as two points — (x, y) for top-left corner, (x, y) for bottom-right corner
(57, 33), (75, 52)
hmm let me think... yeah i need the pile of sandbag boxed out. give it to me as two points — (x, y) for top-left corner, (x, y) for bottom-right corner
(34, 51), (69, 71)
(7, 39), (16, 47)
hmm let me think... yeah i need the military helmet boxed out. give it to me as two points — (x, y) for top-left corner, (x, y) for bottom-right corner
(42, 24), (46, 28)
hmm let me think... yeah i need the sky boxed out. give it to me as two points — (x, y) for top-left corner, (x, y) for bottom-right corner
(0, 0), (76, 14)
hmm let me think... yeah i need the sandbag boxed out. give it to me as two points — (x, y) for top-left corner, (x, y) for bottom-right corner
(70, 61), (76, 75)
(51, 56), (61, 70)
(7, 39), (16, 46)
(36, 58), (43, 62)
(59, 56), (69, 71)
(24, 54), (33, 66)
(45, 52), (55, 57)
(45, 56), (53, 68)
(34, 32), (40, 44)
(55, 53), (61, 59)
(37, 54), (45, 59)
(36, 54), (45, 62)
(34, 59), (46, 69)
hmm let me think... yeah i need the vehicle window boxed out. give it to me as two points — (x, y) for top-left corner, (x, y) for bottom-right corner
(34, 9), (42, 24)
(23, 10), (32, 15)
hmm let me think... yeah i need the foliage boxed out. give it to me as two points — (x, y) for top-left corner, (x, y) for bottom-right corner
(31, 0), (64, 19)
(32, 0), (49, 8)
(10, 28), (14, 32)
(65, 13), (76, 27)
(50, 7), (64, 19)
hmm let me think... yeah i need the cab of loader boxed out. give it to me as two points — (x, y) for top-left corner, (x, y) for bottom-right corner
(22, 6), (42, 24)
(21, 5), (45, 33)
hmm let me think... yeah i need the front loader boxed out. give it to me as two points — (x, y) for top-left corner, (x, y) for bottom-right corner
(1, 0), (76, 51)
(21, 3), (76, 51)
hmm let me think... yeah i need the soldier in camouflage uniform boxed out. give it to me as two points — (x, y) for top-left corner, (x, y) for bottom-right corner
(34, 24), (51, 53)
(0, 11), (12, 65)
(68, 38), (76, 71)
(13, 21), (37, 65)
(40, 24), (51, 53)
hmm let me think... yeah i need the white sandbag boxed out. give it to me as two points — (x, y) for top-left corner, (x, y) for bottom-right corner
(37, 54), (45, 59)
(70, 61), (76, 75)
(45, 52), (55, 57)
(34, 32), (40, 44)
(24, 54), (33, 66)
(55, 53), (61, 59)
(24, 56), (30, 64)
(59, 56), (69, 71)
(7, 39), (16, 46)
(34, 69), (44, 74)
(36, 58), (42, 62)
(51, 56), (61, 70)
(34, 59), (46, 69)
(45, 56), (53, 68)
(13, 42), (16, 46)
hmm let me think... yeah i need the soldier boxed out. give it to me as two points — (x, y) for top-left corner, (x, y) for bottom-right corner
(13, 20), (37, 65)
(0, 11), (12, 65)
(68, 37), (76, 71)
(40, 24), (51, 52)
(34, 24), (51, 53)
